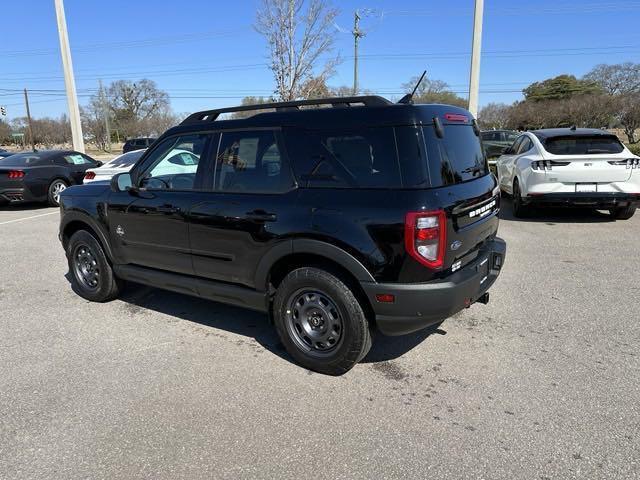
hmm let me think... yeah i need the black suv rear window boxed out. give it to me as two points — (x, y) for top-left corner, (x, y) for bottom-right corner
(423, 125), (487, 185)
(541, 135), (624, 155)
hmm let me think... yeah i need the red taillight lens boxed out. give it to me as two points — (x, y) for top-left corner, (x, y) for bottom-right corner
(405, 210), (447, 269)
(84, 171), (96, 180)
(7, 170), (24, 179)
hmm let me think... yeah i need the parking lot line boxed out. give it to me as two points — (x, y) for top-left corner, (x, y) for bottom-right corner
(0, 211), (59, 225)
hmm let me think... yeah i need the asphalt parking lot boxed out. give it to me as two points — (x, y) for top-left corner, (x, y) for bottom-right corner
(1, 202), (638, 479)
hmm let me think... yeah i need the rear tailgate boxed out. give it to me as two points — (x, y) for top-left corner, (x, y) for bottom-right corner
(421, 119), (500, 272)
(444, 177), (500, 271)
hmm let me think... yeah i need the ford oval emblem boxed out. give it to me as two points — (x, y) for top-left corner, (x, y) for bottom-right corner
(451, 240), (463, 251)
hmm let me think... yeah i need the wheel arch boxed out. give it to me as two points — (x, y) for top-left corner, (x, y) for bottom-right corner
(61, 212), (114, 262)
(255, 239), (377, 324)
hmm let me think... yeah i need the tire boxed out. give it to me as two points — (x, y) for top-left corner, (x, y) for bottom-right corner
(48, 179), (68, 206)
(273, 267), (372, 375)
(512, 179), (530, 218)
(609, 205), (636, 220)
(67, 230), (122, 302)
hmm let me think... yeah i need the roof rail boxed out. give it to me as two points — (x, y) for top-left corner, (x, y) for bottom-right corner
(180, 95), (393, 125)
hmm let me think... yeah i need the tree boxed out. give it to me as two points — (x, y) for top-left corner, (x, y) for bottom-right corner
(231, 96), (276, 119)
(584, 62), (640, 95)
(523, 74), (602, 101)
(0, 119), (11, 144)
(107, 79), (170, 138)
(478, 103), (511, 129)
(80, 95), (110, 151)
(255, 0), (340, 101)
(401, 75), (467, 107)
(614, 93), (640, 144)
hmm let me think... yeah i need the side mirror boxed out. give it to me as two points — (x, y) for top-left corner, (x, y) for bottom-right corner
(111, 172), (133, 193)
(95, 161), (104, 167)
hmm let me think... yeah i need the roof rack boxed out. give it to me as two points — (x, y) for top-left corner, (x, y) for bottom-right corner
(180, 95), (393, 125)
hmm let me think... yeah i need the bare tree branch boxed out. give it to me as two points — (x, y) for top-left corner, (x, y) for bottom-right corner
(256, 0), (340, 101)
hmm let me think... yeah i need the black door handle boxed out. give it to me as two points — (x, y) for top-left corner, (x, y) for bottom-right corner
(245, 210), (277, 222)
(157, 205), (181, 214)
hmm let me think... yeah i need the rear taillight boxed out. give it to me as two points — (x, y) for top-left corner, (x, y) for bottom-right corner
(84, 171), (96, 180)
(405, 210), (447, 269)
(7, 170), (24, 179)
(531, 160), (570, 170)
(608, 158), (639, 168)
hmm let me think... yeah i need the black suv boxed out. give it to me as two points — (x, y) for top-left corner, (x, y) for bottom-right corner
(59, 96), (506, 375)
(123, 137), (156, 154)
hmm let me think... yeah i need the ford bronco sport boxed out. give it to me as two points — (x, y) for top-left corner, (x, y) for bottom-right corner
(59, 96), (506, 375)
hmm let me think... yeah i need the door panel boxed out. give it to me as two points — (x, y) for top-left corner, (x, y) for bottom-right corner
(189, 191), (298, 287)
(107, 132), (214, 274)
(107, 191), (196, 275)
(188, 129), (297, 288)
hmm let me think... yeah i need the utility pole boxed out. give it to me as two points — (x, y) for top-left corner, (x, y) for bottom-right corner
(352, 10), (365, 95)
(54, 0), (85, 152)
(467, 0), (484, 118)
(23, 89), (35, 151)
(99, 80), (111, 153)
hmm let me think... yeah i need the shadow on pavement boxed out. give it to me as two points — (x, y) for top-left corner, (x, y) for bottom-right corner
(500, 197), (613, 224)
(65, 273), (436, 369)
(0, 202), (53, 211)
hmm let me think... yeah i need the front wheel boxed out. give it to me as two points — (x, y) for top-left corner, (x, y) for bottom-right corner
(67, 230), (122, 302)
(609, 205), (636, 220)
(273, 267), (372, 375)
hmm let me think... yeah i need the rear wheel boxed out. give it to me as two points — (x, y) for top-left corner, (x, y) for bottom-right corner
(273, 267), (372, 375)
(48, 179), (68, 206)
(609, 205), (636, 220)
(67, 230), (122, 302)
(512, 179), (530, 218)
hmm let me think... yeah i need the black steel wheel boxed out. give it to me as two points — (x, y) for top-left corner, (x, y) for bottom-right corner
(67, 230), (122, 302)
(273, 267), (372, 375)
(72, 243), (101, 290)
(285, 289), (344, 356)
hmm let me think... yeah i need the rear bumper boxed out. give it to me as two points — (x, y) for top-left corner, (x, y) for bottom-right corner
(0, 187), (38, 204)
(362, 237), (506, 336)
(524, 192), (640, 208)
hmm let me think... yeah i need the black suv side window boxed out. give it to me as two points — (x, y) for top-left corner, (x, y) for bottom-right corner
(138, 134), (210, 191)
(285, 127), (401, 188)
(213, 130), (292, 193)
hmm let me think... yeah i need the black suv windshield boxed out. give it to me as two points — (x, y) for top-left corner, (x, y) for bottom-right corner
(541, 135), (624, 155)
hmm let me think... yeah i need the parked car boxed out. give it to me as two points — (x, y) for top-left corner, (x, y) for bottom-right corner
(0, 150), (101, 206)
(83, 149), (146, 184)
(481, 129), (519, 172)
(496, 128), (640, 218)
(123, 137), (156, 154)
(58, 96), (506, 375)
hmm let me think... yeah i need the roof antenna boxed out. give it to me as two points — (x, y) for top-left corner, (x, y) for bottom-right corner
(398, 70), (427, 104)
(570, 125), (577, 131)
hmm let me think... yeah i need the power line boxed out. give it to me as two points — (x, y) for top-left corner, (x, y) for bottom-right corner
(0, 27), (249, 58)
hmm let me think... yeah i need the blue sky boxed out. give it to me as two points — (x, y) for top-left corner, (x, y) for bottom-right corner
(1, 0), (639, 120)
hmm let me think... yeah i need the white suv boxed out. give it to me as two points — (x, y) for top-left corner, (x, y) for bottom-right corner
(496, 128), (640, 219)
